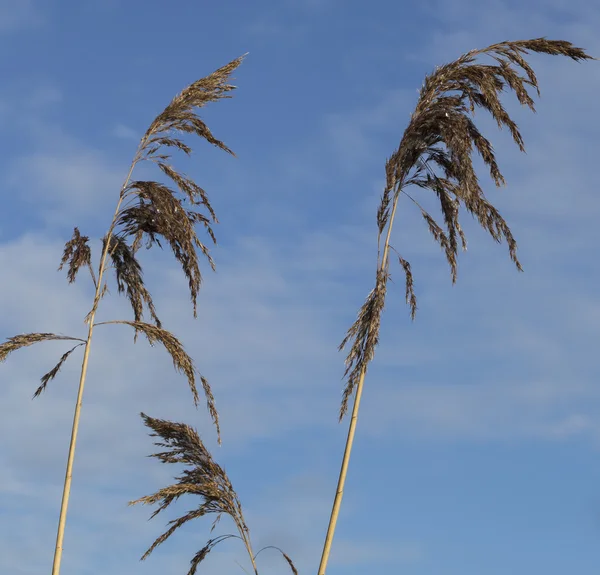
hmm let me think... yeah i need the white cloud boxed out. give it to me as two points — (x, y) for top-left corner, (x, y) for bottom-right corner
(6, 149), (123, 227)
(417, 0), (600, 65)
(362, 379), (600, 445)
(322, 88), (414, 176)
(111, 123), (140, 141)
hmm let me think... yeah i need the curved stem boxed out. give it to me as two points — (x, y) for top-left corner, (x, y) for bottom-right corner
(317, 187), (402, 575)
(51, 152), (141, 575)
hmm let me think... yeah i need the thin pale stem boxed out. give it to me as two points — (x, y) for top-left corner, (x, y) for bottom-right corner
(51, 151), (142, 575)
(243, 536), (259, 575)
(317, 188), (402, 575)
(236, 517), (259, 575)
(317, 365), (366, 575)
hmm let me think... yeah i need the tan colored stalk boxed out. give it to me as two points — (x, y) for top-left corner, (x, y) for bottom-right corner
(51, 156), (139, 575)
(317, 188), (400, 575)
(0, 56), (245, 575)
(317, 38), (593, 575)
(241, 531), (259, 575)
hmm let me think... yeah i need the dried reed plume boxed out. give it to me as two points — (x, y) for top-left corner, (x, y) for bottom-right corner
(131, 413), (298, 575)
(0, 54), (246, 575)
(318, 38), (594, 575)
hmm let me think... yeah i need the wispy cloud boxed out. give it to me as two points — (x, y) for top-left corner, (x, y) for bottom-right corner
(111, 122), (139, 141)
(5, 147), (123, 227)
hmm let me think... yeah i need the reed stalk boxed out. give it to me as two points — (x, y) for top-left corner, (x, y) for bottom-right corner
(317, 38), (594, 575)
(1, 54), (247, 575)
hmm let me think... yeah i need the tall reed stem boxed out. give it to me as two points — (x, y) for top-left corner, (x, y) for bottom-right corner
(317, 38), (594, 574)
(0, 55), (245, 575)
(51, 153), (141, 575)
(317, 192), (401, 575)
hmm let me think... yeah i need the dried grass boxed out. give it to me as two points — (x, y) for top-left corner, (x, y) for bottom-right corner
(95, 320), (219, 439)
(131, 413), (297, 575)
(340, 38), (594, 418)
(58, 228), (97, 287)
(0, 54), (244, 427)
(0, 54), (246, 575)
(1, 35), (594, 575)
(0, 333), (87, 398)
(318, 38), (595, 575)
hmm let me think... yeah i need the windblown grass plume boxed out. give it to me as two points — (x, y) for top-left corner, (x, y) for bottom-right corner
(131, 413), (298, 575)
(0, 54), (246, 575)
(342, 38), (593, 417)
(0, 333), (87, 398)
(318, 38), (594, 575)
(94, 320), (219, 427)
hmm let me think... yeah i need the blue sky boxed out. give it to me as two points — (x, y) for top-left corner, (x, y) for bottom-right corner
(1, 0), (599, 573)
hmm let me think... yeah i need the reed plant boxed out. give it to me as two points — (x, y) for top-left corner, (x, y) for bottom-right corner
(129, 413), (297, 575)
(1, 36), (594, 575)
(0, 55), (249, 575)
(316, 38), (594, 575)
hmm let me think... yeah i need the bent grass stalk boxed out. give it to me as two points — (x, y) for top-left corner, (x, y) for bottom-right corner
(317, 38), (595, 575)
(0, 54), (246, 575)
(130, 413), (298, 575)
